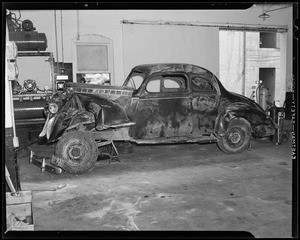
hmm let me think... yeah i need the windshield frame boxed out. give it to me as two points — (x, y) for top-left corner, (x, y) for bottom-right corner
(123, 70), (148, 92)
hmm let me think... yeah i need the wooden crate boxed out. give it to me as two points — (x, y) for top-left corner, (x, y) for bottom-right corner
(6, 190), (34, 231)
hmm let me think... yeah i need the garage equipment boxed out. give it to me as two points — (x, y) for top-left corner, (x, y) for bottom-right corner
(5, 165), (34, 231)
(13, 52), (55, 125)
(29, 150), (63, 174)
(270, 102), (289, 145)
(7, 12), (47, 51)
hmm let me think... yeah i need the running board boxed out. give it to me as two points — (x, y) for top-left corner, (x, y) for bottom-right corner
(132, 135), (217, 145)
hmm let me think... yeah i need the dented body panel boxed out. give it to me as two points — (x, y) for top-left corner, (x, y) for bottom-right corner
(39, 63), (275, 145)
(40, 91), (135, 143)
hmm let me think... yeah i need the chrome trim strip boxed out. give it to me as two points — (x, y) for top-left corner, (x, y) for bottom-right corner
(14, 107), (44, 111)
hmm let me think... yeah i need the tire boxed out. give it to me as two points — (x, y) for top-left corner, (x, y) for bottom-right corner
(217, 118), (251, 154)
(55, 131), (98, 174)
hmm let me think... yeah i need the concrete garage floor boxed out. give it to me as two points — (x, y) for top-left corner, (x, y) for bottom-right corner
(15, 128), (293, 238)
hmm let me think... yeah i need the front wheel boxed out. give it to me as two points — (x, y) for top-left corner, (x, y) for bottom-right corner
(55, 131), (98, 174)
(217, 118), (251, 154)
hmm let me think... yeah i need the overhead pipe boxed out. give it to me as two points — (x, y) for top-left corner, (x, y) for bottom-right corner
(60, 10), (65, 72)
(121, 19), (288, 33)
(54, 10), (59, 66)
(77, 10), (80, 40)
(242, 31), (246, 96)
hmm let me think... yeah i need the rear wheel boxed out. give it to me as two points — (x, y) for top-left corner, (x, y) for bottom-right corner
(55, 131), (98, 174)
(217, 118), (251, 154)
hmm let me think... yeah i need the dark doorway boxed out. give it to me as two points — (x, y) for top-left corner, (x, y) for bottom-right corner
(260, 32), (277, 48)
(259, 68), (276, 105)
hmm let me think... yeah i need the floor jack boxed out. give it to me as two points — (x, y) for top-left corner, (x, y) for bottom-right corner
(29, 151), (63, 174)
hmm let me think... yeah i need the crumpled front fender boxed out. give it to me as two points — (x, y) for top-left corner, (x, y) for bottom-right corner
(38, 92), (134, 143)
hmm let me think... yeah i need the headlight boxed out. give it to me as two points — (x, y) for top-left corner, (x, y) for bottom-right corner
(49, 103), (59, 114)
(67, 87), (74, 94)
(57, 81), (65, 91)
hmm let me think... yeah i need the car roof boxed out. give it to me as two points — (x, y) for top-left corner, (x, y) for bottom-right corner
(132, 63), (214, 76)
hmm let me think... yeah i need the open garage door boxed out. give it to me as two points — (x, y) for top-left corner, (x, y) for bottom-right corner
(122, 23), (219, 77)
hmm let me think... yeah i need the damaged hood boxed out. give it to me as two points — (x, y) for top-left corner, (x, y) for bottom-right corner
(45, 92), (134, 142)
(66, 82), (134, 107)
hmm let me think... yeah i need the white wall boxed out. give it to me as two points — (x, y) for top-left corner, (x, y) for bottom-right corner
(122, 24), (219, 78)
(219, 30), (245, 94)
(9, 5), (293, 86)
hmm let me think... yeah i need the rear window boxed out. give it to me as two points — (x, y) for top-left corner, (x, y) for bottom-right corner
(192, 76), (215, 92)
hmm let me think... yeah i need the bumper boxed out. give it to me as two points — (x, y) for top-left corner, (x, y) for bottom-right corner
(29, 151), (62, 174)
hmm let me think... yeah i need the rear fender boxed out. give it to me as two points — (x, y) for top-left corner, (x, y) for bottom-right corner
(215, 102), (275, 138)
(215, 103), (253, 136)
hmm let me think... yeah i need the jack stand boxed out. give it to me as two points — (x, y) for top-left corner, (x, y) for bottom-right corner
(109, 141), (120, 164)
(247, 141), (252, 151)
(41, 158), (46, 173)
(97, 140), (121, 164)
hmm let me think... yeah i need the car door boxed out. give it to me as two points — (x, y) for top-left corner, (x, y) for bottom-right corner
(130, 72), (194, 140)
(189, 74), (220, 135)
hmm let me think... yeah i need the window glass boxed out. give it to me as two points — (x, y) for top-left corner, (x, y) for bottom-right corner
(162, 75), (187, 92)
(164, 79), (180, 88)
(145, 74), (187, 94)
(77, 73), (110, 85)
(124, 72), (145, 90)
(77, 45), (108, 71)
(146, 78), (160, 92)
(192, 77), (215, 91)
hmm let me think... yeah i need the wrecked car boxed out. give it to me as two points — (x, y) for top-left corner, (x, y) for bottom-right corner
(33, 63), (275, 174)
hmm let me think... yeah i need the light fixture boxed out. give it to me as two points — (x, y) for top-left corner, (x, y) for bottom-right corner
(258, 3), (292, 21)
(259, 11), (270, 21)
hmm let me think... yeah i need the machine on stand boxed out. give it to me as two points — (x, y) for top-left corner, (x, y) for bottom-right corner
(254, 80), (289, 145)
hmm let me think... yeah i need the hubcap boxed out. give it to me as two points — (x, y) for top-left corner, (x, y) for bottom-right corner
(67, 144), (84, 160)
(228, 131), (242, 144)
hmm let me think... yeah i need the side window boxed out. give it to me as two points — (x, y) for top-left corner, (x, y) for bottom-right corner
(162, 75), (187, 93)
(145, 74), (187, 94)
(146, 77), (161, 93)
(192, 76), (215, 92)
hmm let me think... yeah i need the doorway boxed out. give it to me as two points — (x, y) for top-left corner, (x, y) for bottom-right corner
(259, 68), (275, 105)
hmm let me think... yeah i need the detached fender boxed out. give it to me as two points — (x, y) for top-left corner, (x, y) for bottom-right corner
(215, 102), (274, 137)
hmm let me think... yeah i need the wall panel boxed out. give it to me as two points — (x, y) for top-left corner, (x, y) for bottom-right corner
(122, 24), (219, 78)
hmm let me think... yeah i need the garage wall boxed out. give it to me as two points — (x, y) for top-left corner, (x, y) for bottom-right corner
(244, 32), (286, 106)
(219, 30), (245, 94)
(122, 24), (219, 78)
(9, 6), (293, 86)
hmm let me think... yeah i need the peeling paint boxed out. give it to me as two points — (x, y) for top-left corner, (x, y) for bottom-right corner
(40, 63), (275, 146)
